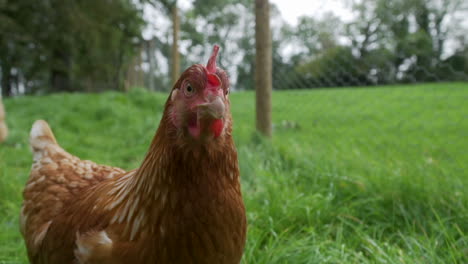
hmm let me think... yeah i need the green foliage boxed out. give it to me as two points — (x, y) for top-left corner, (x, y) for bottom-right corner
(71, 0), (146, 92)
(290, 0), (467, 87)
(297, 46), (360, 87)
(0, 0), (146, 95)
(1, 83), (467, 263)
(293, 14), (342, 55)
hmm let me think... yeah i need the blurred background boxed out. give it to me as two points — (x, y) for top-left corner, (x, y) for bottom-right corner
(1, 0), (468, 263)
(0, 0), (467, 96)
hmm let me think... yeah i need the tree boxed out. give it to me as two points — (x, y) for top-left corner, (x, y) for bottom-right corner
(156, 0), (181, 86)
(0, 0), (146, 95)
(374, 0), (466, 82)
(273, 13), (345, 89)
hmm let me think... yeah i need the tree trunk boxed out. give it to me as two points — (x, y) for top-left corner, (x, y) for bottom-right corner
(50, 48), (72, 92)
(125, 44), (146, 92)
(255, 0), (272, 137)
(1, 63), (12, 97)
(147, 39), (156, 91)
(171, 4), (180, 86)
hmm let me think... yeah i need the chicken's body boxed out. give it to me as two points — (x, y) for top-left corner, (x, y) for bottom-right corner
(20, 46), (247, 264)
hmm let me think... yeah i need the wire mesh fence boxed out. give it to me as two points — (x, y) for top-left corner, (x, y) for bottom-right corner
(0, 0), (467, 95)
(122, 0), (468, 93)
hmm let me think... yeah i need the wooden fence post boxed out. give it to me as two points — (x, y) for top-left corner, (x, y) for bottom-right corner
(255, 0), (272, 137)
(0, 97), (8, 142)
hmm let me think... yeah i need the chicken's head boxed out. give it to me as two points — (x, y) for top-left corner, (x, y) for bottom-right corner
(168, 45), (231, 142)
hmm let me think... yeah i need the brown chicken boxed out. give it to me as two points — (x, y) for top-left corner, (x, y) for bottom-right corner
(0, 97), (8, 142)
(20, 45), (247, 264)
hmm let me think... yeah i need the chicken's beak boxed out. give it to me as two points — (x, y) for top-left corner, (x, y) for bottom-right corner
(195, 96), (225, 138)
(196, 96), (225, 120)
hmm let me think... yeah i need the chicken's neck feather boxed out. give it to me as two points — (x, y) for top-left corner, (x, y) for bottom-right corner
(103, 113), (239, 241)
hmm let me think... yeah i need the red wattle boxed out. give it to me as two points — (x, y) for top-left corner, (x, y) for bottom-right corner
(211, 119), (223, 138)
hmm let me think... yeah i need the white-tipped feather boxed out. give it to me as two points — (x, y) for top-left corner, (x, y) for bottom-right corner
(30, 120), (58, 160)
(74, 230), (113, 263)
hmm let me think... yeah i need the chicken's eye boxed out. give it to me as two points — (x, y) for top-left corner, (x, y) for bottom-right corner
(184, 83), (195, 97)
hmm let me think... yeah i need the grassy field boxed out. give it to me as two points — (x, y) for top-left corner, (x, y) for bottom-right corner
(0, 83), (467, 263)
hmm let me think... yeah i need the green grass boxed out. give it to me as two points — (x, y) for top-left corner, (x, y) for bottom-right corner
(1, 83), (467, 263)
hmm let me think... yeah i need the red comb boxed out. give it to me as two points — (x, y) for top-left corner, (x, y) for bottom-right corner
(206, 45), (219, 74)
(207, 74), (221, 86)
